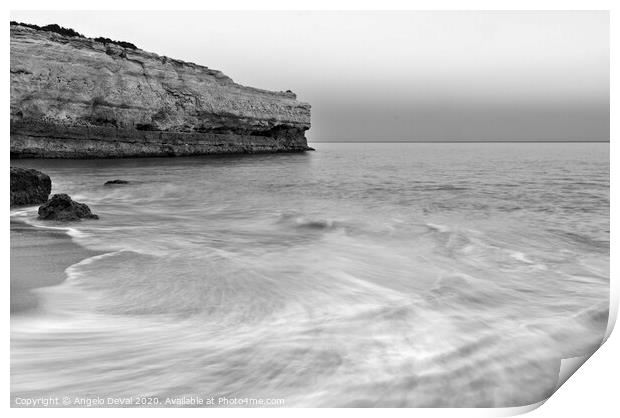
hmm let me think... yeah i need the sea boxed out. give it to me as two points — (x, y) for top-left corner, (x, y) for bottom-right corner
(10, 142), (610, 407)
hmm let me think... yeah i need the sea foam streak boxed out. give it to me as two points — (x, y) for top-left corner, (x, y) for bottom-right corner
(11, 143), (609, 407)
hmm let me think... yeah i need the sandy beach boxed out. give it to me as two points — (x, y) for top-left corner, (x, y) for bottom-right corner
(10, 220), (99, 313)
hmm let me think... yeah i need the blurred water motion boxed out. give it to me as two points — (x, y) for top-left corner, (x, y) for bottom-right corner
(11, 143), (609, 407)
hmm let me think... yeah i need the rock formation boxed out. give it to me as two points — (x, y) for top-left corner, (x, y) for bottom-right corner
(38, 194), (99, 221)
(10, 167), (52, 206)
(104, 179), (129, 185)
(10, 23), (312, 158)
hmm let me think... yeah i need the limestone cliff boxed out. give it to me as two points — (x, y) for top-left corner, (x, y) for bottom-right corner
(10, 24), (312, 158)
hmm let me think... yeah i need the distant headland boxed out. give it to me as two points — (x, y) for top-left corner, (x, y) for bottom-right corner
(10, 22), (312, 158)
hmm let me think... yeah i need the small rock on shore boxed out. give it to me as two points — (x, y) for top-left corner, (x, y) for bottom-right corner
(38, 194), (99, 221)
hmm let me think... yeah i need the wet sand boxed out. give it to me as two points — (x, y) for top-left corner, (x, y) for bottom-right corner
(10, 220), (99, 313)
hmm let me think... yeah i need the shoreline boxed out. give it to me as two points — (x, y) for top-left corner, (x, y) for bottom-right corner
(10, 219), (100, 313)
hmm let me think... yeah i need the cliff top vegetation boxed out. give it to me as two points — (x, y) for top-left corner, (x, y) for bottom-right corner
(10, 21), (138, 50)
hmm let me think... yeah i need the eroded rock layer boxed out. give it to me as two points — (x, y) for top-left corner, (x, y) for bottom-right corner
(10, 25), (312, 158)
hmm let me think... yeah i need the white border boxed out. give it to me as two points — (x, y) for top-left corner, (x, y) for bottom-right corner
(3, 1), (617, 417)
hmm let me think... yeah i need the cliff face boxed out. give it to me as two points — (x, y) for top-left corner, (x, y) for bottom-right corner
(10, 25), (311, 158)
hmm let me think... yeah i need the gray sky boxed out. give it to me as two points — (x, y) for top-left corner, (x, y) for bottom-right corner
(11, 11), (609, 142)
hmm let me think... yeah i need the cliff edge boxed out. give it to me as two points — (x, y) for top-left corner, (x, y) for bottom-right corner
(10, 24), (312, 158)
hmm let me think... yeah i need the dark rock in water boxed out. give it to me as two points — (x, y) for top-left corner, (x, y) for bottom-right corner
(10, 166), (52, 206)
(38, 194), (99, 221)
(104, 179), (129, 185)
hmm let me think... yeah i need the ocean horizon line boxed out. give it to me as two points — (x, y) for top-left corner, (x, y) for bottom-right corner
(308, 140), (611, 143)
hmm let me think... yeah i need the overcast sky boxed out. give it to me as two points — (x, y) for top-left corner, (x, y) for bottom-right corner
(11, 11), (609, 142)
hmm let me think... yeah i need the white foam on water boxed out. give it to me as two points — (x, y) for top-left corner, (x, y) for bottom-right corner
(10, 143), (609, 406)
